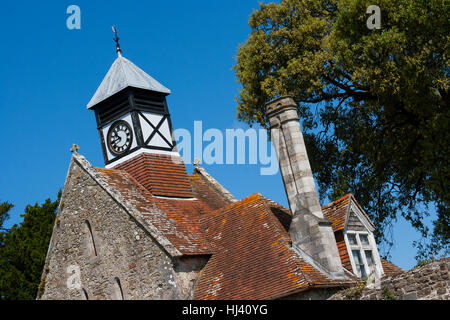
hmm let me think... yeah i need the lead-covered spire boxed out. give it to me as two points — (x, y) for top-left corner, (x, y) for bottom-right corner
(87, 56), (171, 109)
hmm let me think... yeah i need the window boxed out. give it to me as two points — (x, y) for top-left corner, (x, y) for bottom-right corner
(348, 234), (358, 245)
(85, 220), (97, 257)
(346, 232), (378, 278)
(360, 234), (369, 245)
(352, 250), (366, 278)
(114, 277), (124, 300)
(82, 288), (89, 300)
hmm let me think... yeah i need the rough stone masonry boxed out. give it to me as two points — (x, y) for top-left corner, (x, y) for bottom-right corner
(329, 258), (450, 300)
(38, 156), (205, 300)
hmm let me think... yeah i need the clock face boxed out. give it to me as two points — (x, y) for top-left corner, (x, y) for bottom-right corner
(107, 120), (133, 156)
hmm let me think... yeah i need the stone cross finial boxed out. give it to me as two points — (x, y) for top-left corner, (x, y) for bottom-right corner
(70, 144), (80, 154)
(193, 158), (201, 167)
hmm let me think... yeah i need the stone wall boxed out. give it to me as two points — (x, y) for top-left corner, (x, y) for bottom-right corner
(328, 258), (449, 300)
(38, 158), (198, 300)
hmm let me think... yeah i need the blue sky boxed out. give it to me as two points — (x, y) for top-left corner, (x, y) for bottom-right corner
(0, 0), (436, 270)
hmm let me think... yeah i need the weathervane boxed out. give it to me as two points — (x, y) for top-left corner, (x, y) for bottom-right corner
(112, 26), (122, 57)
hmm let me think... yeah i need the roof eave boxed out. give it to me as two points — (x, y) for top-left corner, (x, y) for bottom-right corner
(87, 85), (171, 110)
(268, 281), (355, 300)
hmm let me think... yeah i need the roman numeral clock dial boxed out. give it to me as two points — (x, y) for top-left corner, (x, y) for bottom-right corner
(107, 120), (133, 156)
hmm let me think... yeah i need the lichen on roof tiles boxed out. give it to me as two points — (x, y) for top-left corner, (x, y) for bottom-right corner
(193, 193), (355, 300)
(96, 165), (212, 255)
(90, 153), (356, 299)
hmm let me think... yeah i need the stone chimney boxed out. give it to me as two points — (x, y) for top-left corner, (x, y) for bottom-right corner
(266, 96), (344, 275)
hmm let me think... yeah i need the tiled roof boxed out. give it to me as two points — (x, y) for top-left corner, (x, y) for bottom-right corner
(335, 230), (353, 272)
(321, 195), (354, 272)
(194, 193), (355, 300)
(381, 258), (405, 277)
(263, 197), (292, 232)
(188, 171), (235, 211)
(113, 153), (193, 198)
(96, 167), (211, 255)
(191, 166), (237, 204)
(321, 194), (352, 233)
(93, 153), (356, 299)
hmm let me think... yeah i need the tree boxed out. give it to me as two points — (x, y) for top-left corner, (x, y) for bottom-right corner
(234, 0), (449, 259)
(0, 193), (59, 300)
(0, 202), (13, 232)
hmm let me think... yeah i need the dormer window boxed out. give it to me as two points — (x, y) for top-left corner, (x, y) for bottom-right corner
(323, 194), (388, 281)
(346, 231), (378, 278)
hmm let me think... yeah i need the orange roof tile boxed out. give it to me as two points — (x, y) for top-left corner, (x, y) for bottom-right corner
(96, 167), (211, 255)
(188, 173), (232, 211)
(321, 194), (352, 232)
(335, 230), (353, 272)
(381, 258), (405, 277)
(113, 153), (193, 198)
(194, 194), (355, 300)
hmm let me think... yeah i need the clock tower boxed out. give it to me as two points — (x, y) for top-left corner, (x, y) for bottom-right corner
(87, 29), (177, 168)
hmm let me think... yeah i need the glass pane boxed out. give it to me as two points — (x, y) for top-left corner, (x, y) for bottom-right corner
(360, 234), (369, 245)
(352, 250), (362, 264)
(365, 250), (375, 274)
(359, 265), (367, 278)
(352, 250), (366, 277)
(348, 234), (358, 245)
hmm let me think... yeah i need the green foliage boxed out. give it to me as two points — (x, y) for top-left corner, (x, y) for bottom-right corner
(0, 201), (14, 232)
(345, 279), (366, 299)
(0, 193), (59, 300)
(413, 259), (433, 268)
(382, 286), (396, 300)
(234, 0), (449, 259)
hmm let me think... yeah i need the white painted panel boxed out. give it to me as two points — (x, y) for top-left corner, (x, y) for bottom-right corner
(149, 133), (171, 148)
(158, 119), (172, 143)
(139, 112), (165, 142)
(146, 113), (164, 127)
(139, 114), (153, 142)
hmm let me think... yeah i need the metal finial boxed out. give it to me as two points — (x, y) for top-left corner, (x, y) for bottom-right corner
(112, 26), (122, 57)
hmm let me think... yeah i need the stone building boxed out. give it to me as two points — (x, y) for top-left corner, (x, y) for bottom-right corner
(37, 46), (400, 300)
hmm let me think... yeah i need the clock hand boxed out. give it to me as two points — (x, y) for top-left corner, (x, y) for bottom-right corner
(112, 136), (121, 144)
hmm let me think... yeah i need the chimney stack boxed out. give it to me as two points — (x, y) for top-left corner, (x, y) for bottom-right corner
(266, 96), (344, 275)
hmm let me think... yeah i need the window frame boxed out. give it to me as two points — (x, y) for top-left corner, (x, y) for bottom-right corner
(345, 231), (376, 278)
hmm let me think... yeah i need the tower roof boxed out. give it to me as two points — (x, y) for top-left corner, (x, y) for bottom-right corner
(87, 55), (171, 109)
